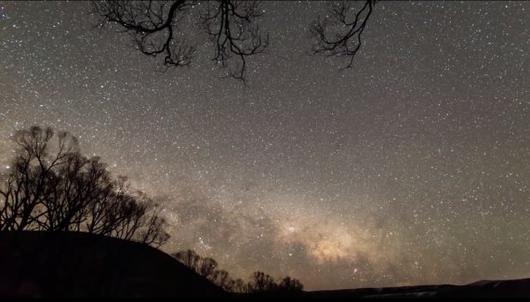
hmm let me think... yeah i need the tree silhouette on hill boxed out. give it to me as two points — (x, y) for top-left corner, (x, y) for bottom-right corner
(0, 126), (169, 247)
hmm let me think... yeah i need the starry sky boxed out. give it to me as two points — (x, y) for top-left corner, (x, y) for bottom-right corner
(1, 0), (529, 290)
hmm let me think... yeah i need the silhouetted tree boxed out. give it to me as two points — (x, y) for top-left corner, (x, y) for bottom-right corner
(278, 276), (304, 292)
(198, 257), (219, 280)
(211, 269), (232, 291)
(0, 126), (169, 247)
(91, 0), (376, 81)
(247, 271), (277, 293)
(172, 249), (224, 283)
(230, 278), (248, 293)
(172, 249), (202, 271)
(139, 207), (171, 247)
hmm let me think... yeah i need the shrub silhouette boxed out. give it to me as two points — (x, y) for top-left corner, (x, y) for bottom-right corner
(0, 126), (169, 247)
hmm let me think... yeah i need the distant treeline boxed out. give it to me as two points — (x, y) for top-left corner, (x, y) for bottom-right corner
(172, 249), (303, 293)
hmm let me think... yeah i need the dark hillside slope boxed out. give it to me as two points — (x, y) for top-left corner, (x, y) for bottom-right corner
(0, 231), (225, 298)
(305, 278), (530, 299)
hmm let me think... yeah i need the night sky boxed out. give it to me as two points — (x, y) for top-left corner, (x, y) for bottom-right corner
(1, 1), (529, 290)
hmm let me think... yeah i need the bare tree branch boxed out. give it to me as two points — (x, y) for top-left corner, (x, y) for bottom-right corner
(92, 0), (195, 67)
(92, 1), (377, 81)
(201, 0), (268, 82)
(311, 0), (376, 69)
(92, 0), (268, 82)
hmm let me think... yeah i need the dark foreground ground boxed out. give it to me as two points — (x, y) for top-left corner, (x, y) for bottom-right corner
(303, 278), (530, 299)
(0, 231), (529, 299)
(0, 231), (225, 298)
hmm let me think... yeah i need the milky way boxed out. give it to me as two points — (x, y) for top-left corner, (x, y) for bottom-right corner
(1, 1), (529, 290)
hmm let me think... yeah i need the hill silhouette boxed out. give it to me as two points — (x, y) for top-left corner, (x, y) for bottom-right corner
(304, 278), (530, 299)
(1, 231), (530, 299)
(0, 231), (225, 298)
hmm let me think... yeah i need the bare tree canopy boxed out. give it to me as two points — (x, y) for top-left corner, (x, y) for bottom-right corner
(91, 0), (376, 82)
(0, 126), (169, 247)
